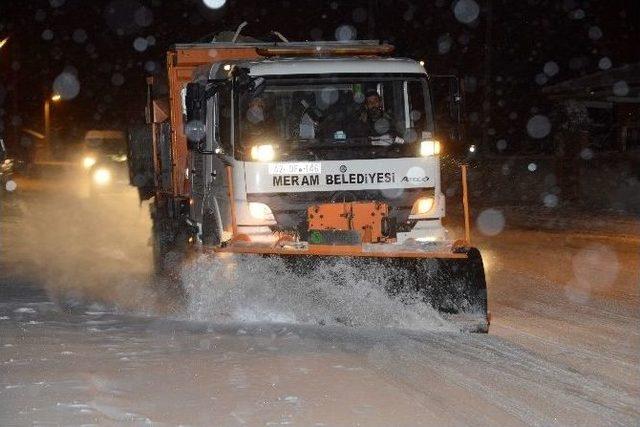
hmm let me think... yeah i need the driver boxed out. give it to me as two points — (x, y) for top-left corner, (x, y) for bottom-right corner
(357, 89), (399, 141)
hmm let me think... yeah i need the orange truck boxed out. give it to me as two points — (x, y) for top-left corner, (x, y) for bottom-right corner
(127, 33), (489, 332)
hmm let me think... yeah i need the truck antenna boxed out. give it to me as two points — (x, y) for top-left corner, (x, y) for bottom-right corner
(231, 21), (248, 43)
(271, 31), (289, 43)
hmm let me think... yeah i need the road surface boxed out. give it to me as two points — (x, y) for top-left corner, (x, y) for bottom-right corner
(1, 168), (639, 426)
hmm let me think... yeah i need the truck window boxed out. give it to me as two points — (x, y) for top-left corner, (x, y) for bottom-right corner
(237, 74), (433, 160)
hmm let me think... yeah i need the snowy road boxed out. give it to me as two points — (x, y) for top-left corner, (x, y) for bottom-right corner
(1, 171), (639, 426)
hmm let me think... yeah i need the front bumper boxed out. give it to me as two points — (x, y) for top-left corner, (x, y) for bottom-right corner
(246, 187), (435, 231)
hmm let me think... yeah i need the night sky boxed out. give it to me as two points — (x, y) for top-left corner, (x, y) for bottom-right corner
(0, 0), (638, 153)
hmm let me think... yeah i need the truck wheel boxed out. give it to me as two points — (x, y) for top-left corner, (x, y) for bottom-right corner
(201, 208), (221, 246)
(151, 213), (192, 275)
(150, 201), (174, 275)
(152, 219), (171, 274)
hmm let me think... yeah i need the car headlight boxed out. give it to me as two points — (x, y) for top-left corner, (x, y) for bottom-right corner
(93, 167), (112, 186)
(83, 156), (97, 169)
(250, 144), (276, 162)
(411, 197), (434, 215)
(420, 139), (441, 157)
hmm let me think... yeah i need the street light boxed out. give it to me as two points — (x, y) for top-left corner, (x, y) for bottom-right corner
(0, 36), (8, 50)
(44, 94), (62, 160)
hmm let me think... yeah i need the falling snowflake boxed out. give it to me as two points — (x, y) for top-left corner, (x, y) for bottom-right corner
(52, 72), (80, 100)
(526, 115), (551, 139)
(453, 0), (480, 24)
(202, 0), (226, 9)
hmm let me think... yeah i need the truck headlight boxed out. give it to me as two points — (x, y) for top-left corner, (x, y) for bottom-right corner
(411, 197), (434, 215)
(248, 202), (274, 220)
(250, 144), (276, 162)
(420, 139), (441, 157)
(83, 156), (97, 169)
(93, 167), (112, 186)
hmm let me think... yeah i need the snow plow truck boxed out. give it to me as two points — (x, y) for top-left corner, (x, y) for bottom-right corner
(127, 31), (489, 332)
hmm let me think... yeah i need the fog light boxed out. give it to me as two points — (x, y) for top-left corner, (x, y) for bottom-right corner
(83, 156), (96, 169)
(411, 197), (434, 215)
(420, 139), (441, 156)
(93, 167), (112, 186)
(250, 144), (276, 162)
(248, 202), (273, 220)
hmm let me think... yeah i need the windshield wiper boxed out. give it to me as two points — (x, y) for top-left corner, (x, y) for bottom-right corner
(286, 136), (405, 149)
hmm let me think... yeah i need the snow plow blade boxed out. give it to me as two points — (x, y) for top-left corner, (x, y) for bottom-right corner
(216, 245), (489, 333)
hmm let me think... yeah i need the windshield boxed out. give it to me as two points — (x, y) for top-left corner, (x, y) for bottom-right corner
(84, 138), (127, 155)
(238, 75), (433, 160)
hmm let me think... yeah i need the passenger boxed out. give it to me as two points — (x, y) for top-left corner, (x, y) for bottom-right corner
(244, 96), (276, 139)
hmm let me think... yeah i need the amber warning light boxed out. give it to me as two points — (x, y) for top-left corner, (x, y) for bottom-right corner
(256, 43), (395, 58)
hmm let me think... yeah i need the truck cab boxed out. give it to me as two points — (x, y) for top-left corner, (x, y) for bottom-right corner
(187, 55), (446, 246)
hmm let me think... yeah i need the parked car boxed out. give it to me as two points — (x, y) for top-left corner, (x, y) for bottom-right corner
(0, 138), (16, 191)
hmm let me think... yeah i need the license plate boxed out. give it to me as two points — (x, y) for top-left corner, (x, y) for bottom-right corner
(268, 162), (321, 175)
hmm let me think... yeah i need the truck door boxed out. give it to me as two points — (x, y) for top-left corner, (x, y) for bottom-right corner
(203, 85), (234, 245)
(186, 81), (233, 246)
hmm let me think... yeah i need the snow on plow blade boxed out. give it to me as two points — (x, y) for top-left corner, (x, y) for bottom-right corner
(218, 246), (489, 333)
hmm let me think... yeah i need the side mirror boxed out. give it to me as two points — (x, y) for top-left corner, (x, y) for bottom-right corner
(448, 77), (462, 124)
(185, 82), (207, 150)
(431, 74), (466, 155)
(0, 138), (6, 161)
(431, 75), (463, 124)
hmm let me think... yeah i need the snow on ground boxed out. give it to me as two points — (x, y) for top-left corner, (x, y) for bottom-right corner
(0, 171), (638, 425)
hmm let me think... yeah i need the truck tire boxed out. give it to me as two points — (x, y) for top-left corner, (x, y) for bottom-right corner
(150, 201), (175, 275)
(201, 208), (221, 246)
(152, 214), (171, 274)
